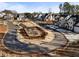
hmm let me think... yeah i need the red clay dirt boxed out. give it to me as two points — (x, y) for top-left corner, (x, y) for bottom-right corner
(0, 24), (7, 39)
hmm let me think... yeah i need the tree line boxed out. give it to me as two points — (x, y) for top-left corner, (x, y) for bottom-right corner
(59, 2), (79, 15)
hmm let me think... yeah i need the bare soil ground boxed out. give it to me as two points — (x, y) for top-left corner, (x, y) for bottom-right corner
(0, 20), (77, 57)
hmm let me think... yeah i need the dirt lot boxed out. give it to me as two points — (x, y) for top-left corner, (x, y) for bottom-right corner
(0, 24), (7, 39)
(0, 20), (78, 57)
(0, 24), (7, 33)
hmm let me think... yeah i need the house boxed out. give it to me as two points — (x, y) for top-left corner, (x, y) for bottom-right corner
(56, 14), (79, 33)
(54, 15), (60, 22)
(66, 17), (76, 30)
(44, 13), (55, 23)
(74, 23), (79, 33)
(0, 12), (6, 18)
(0, 10), (17, 20)
(56, 15), (71, 28)
(3, 14), (14, 20)
(32, 13), (46, 21)
(37, 13), (42, 20)
(17, 13), (26, 21)
(32, 13), (38, 21)
(56, 16), (63, 26)
(34, 14), (38, 18)
(41, 13), (48, 21)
